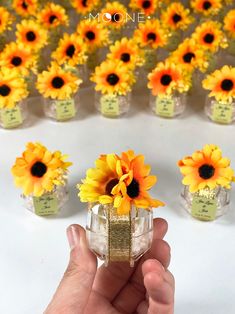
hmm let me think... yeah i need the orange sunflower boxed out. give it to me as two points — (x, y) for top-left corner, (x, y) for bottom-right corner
(71, 0), (100, 15)
(134, 19), (168, 49)
(129, 0), (158, 16)
(16, 19), (48, 51)
(12, 0), (38, 17)
(224, 9), (235, 39)
(192, 21), (227, 53)
(0, 7), (13, 34)
(100, 2), (127, 29)
(178, 144), (234, 193)
(37, 2), (69, 29)
(190, 0), (222, 16)
(148, 61), (191, 96)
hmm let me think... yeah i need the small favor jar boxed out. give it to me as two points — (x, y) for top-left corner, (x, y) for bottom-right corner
(0, 100), (29, 129)
(178, 144), (234, 221)
(204, 96), (235, 124)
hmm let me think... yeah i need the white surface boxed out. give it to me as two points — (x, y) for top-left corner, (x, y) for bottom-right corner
(1, 82), (235, 314)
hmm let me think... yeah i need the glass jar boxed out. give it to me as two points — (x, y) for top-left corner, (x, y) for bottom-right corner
(22, 184), (68, 216)
(149, 92), (187, 118)
(86, 203), (153, 267)
(205, 96), (235, 124)
(181, 186), (230, 221)
(95, 92), (131, 118)
(42, 92), (79, 121)
(0, 100), (29, 129)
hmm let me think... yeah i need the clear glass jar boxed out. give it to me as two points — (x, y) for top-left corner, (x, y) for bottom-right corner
(149, 92), (187, 118)
(95, 92), (131, 118)
(0, 100), (29, 129)
(42, 92), (79, 121)
(205, 96), (235, 124)
(181, 186), (230, 221)
(86, 203), (153, 267)
(22, 184), (68, 216)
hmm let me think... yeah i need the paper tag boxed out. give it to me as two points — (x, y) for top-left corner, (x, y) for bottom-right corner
(1, 106), (23, 129)
(56, 99), (76, 121)
(33, 194), (59, 216)
(156, 97), (174, 118)
(101, 95), (119, 117)
(212, 102), (233, 124)
(191, 195), (217, 221)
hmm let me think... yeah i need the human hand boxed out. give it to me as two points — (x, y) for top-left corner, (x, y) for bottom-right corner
(45, 218), (174, 314)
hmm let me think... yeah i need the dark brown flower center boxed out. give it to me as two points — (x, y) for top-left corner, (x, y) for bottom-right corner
(203, 1), (212, 10)
(49, 15), (57, 24)
(142, 0), (151, 9)
(66, 44), (75, 57)
(172, 13), (182, 24)
(161, 74), (172, 86)
(121, 52), (130, 62)
(11, 56), (22, 66)
(105, 178), (119, 195)
(147, 32), (156, 41)
(31, 161), (47, 178)
(198, 164), (215, 179)
(183, 52), (195, 63)
(52, 76), (65, 89)
(82, 0), (88, 7)
(221, 79), (234, 91)
(0, 84), (11, 96)
(107, 73), (119, 85)
(203, 33), (214, 44)
(26, 31), (36, 42)
(86, 31), (95, 41)
(22, 1), (28, 9)
(111, 13), (120, 22)
(127, 179), (140, 198)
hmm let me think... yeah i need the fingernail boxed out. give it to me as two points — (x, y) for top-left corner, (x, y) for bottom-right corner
(67, 225), (80, 250)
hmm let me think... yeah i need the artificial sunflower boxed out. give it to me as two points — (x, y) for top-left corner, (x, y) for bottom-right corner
(12, 142), (72, 197)
(0, 67), (28, 109)
(16, 19), (48, 51)
(100, 2), (127, 29)
(0, 7), (13, 34)
(77, 20), (109, 52)
(192, 21), (227, 53)
(133, 19), (168, 49)
(0, 42), (37, 75)
(52, 33), (87, 66)
(37, 2), (69, 29)
(36, 62), (82, 100)
(147, 60), (191, 96)
(169, 38), (208, 73)
(91, 60), (135, 95)
(129, 0), (158, 16)
(224, 9), (235, 39)
(178, 144), (234, 193)
(161, 2), (194, 31)
(107, 37), (144, 69)
(202, 65), (235, 103)
(71, 0), (100, 15)
(190, 0), (222, 16)
(12, 0), (38, 17)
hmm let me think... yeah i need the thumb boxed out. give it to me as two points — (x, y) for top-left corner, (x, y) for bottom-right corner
(45, 224), (97, 314)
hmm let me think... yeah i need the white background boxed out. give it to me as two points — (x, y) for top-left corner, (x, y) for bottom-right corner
(1, 76), (235, 314)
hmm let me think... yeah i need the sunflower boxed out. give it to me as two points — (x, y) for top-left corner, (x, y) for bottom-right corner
(224, 9), (235, 39)
(91, 60), (135, 95)
(0, 7), (13, 34)
(0, 42), (37, 76)
(16, 19), (48, 51)
(12, 142), (72, 197)
(178, 144), (234, 193)
(190, 0), (222, 16)
(169, 38), (209, 73)
(37, 2), (69, 29)
(77, 20), (109, 52)
(0, 68), (28, 109)
(12, 0), (38, 17)
(52, 33), (87, 66)
(100, 2), (127, 29)
(202, 65), (235, 103)
(129, 0), (158, 16)
(36, 62), (82, 100)
(107, 37), (144, 69)
(192, 21), (227, 53)
(133, 19), (168, 49)
(112, 150), (164, 215)
(147, 61), (191, 96)
(71, 0), (100, 15)
(161, 2), (194, 31)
